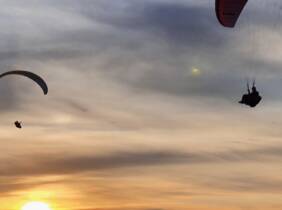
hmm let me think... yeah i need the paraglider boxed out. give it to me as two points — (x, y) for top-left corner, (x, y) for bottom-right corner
(0, 70), (48, 128)
(216, 0), (248, 27)
(14, 121), (22, 129)
(0, 70), (48, 95)
(239, 81), (262, 107)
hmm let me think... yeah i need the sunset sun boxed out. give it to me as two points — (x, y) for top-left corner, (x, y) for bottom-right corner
(21, 202), (51, 210)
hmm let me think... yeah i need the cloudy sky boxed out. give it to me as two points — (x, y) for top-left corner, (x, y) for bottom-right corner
(1, 0), (282, 210)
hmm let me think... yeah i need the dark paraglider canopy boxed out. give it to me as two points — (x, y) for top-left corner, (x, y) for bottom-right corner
(0, 70), (48, 128)
(216, 0), (248, 27)
(14, 121), (22, 129)
(0, 70), (48, 95)
(239, 81), (262, 108)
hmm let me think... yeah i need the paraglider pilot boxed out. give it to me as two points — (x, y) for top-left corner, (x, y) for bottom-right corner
(239, 80), (262, 108)
(14, 121), (22, 129)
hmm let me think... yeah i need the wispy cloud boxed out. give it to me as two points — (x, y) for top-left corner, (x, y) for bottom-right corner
(1, 1), (282, 209)
(1, 145), (282, 177)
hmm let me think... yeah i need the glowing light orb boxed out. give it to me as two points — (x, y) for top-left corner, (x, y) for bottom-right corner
(21, 202), (51, 210)
(191, 68), (201, 76)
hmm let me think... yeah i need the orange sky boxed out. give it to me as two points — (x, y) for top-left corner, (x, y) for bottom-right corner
(1, 0), (282, 210)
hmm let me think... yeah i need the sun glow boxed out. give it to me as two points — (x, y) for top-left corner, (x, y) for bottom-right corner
(191, 67), (201, 76)
(21, 202), (52, 210)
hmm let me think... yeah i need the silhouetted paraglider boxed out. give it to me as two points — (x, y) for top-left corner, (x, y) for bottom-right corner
(216, 0), (248, 27)
(0, 70), (48, 128)
(239, 81), (262, 108)
(14, 121), (22, 129)
(0, 70), (48, 95)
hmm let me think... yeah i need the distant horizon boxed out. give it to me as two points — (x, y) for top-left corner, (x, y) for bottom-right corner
(1, 0), (282, 210)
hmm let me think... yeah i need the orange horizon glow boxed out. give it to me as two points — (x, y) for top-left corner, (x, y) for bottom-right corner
(21, 201), (52, 210)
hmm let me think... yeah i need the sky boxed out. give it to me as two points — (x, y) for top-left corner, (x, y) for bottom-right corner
(1, 0), (282, 210)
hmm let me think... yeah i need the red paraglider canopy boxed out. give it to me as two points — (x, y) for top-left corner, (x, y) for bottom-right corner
(216, 0), (248, 27)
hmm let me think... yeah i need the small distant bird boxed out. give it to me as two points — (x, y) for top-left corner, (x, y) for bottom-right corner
(14, 121), (22, 129)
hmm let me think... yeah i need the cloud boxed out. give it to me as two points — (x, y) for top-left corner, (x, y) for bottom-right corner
(1, 1), (282, 208)
(76, 208), (166, 210)
(0, 177), (61, 196)
(1, 145), (282, 204)
(1, 0), (281, 105)
(80, 1), (225, 47)
(1, 145), (282, 177)
(208, 176), (282, 193)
